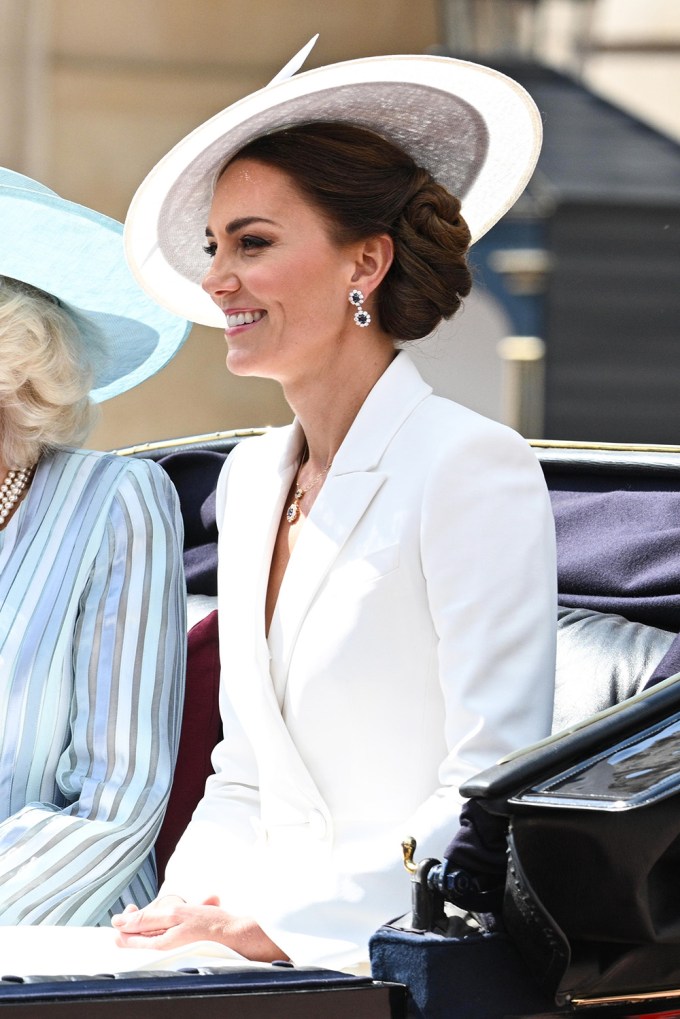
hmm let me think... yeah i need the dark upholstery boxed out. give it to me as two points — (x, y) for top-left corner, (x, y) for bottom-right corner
(553, 606), (674, 732)
(148, 443), (680, 902)
(547, 456), (680, 681)
(158, 450), (226, 595)
(552, 483), (680, 631)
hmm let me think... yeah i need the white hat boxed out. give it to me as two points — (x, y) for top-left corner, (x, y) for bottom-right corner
(0, 167), (191, 402)
(125, 38), (542, 329)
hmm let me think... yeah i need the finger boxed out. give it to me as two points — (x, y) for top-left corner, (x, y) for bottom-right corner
(201, 895), (221, 907)
(113, 894), (187, 935)
(114, 929), (176, 949)
(112, 910), (169, 934)
(111, 904), (140, 926)
(111, 912), (146, 931)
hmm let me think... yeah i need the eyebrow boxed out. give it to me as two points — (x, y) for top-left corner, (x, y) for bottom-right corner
(205, 216), (280, 238)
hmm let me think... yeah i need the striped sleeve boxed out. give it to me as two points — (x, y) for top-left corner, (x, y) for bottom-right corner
(0, 458), (186, 925)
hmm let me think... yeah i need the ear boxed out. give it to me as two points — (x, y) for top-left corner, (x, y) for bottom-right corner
(349, 234), (394, 298)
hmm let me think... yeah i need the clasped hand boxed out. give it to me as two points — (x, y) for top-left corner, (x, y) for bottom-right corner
(111, 895), (287, 962)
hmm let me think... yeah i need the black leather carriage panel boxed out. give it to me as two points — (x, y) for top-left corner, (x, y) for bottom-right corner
(535, 444), (680, 481)
(460, 671), (680, 808)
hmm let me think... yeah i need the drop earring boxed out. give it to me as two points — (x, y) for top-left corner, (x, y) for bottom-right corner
(349, 288), (371, 328)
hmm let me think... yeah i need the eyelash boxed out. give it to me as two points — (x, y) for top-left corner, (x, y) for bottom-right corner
(241, 235), (270, 251)
(202, 236), (271, 258)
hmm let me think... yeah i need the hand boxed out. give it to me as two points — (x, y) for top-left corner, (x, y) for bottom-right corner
(112, 895), (287, 962)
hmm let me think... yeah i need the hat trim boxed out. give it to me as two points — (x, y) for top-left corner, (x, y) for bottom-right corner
(125, 52), (542, 328)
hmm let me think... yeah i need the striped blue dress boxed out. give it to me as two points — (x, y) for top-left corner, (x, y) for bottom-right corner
(0, 447), (186, 925)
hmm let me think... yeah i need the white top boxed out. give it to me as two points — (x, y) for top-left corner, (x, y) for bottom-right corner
(162, 352), (556, 969)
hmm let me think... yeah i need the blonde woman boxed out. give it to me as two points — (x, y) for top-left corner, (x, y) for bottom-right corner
(0, 168), (189, 925)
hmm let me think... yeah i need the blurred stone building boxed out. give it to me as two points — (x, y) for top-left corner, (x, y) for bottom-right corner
(0, 0), (678, 446)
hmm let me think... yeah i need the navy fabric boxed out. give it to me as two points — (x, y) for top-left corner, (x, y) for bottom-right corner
(369, 925), (553, 1018)
(549, 478), (680, 684)
(158, 450), (227, 595)
(442, 800), (506, 905)
(552, 484), (680, 632)
(648, 638), (680, 686)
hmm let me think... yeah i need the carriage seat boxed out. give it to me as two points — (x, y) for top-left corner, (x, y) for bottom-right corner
(108, 436), (680, 882)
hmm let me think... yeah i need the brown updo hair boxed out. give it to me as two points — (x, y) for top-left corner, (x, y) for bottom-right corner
(225, 122), (472, 341)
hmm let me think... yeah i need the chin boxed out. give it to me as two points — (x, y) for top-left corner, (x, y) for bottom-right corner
(226, 351), (270, 379)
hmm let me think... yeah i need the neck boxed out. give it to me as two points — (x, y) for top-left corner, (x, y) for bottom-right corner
(285, 336), (396, 470)
(0, 461), (35, 529)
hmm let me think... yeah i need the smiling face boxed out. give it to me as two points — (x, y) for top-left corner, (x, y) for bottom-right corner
(201, 158), (366, 385)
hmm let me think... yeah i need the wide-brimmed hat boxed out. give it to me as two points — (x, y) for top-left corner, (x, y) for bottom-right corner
(125, 38), (542, 329)
(0, 167), (191, 402)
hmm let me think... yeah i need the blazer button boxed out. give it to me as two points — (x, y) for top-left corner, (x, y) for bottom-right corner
(308, 809), (327, 840)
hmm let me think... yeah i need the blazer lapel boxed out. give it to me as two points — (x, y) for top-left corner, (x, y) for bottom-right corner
(218, 423), (335, 807)
(219, 353), (432, 805)
(273, 351), (432, 669)
(271, 470), (387, 668)
(218, 421), (302, 646)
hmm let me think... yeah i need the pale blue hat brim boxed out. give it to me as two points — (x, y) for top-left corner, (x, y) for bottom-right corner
(0, 168), (191, 402)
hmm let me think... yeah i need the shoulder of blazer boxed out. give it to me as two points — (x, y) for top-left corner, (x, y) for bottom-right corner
(227, 425), (296, 473)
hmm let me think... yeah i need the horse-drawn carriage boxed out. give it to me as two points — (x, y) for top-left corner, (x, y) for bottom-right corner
(3, 432), (680, 1018)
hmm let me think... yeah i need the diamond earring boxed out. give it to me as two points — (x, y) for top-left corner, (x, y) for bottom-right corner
(349, 288), (371, 328)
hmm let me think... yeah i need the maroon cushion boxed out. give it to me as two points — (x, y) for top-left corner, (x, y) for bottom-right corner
(155, 608), (221, 884)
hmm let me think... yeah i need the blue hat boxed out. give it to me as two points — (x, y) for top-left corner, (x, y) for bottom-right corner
(0, 167), (191, 402)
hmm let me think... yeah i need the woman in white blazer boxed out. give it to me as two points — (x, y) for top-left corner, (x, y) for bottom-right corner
(115, 46), (557, 971)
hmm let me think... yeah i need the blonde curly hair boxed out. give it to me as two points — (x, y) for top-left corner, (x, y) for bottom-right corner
(0, 276), (104, 467)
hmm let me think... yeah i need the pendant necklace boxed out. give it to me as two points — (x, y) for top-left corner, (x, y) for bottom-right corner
(286, 448), (332, 525)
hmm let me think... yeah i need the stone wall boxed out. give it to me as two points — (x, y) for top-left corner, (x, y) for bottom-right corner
(5, 0), (439, 449)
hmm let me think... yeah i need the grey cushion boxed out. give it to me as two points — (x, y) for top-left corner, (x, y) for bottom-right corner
(553, 606), (675, 733)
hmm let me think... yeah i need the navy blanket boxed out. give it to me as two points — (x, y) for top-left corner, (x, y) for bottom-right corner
(550, 478), (680, 683)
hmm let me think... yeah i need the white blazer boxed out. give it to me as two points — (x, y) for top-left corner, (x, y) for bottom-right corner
(162, 351), (557, 970)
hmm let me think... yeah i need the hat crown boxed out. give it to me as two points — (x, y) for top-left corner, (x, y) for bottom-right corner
(125, 47), (543, 329)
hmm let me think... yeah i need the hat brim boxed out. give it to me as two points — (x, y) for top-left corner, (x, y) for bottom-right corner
(0, 171), (191, 402)
(125, 53), (543, 329)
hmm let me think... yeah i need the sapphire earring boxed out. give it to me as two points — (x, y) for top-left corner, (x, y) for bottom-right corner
(349, 288), (371, 328)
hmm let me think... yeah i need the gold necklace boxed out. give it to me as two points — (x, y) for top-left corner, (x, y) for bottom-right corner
(286, 450), (332, 525)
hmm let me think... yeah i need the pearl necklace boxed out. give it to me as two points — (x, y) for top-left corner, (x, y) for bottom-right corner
(286, 453), (332, 525)
(0, 466), (34, 528)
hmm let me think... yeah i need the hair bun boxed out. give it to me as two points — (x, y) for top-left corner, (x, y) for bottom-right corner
(380, 172), (472, 340)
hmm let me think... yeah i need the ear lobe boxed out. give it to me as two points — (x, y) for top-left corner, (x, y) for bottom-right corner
(350, 233), (394, 297)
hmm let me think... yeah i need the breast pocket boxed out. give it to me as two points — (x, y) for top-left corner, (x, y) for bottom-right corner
(332, 542), (401, 589)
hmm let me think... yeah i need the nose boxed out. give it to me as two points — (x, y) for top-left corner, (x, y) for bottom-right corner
(202, 262), (240, 302)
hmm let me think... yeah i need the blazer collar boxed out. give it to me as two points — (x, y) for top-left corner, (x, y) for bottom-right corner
(333, 350), (432, 473)
(276, 349), (433, 479)
(219, 351), (433, 803)
(232, 350), (433, 609)
(269, 351), (432, 664)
